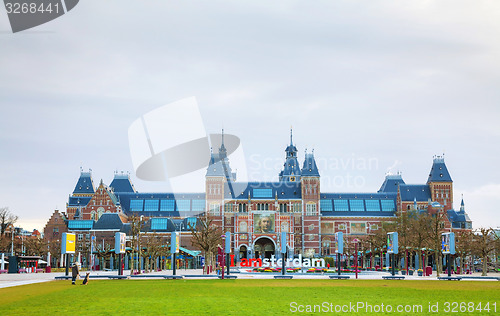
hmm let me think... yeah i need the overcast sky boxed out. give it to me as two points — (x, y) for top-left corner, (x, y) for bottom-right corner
(1, 1), (499, 232)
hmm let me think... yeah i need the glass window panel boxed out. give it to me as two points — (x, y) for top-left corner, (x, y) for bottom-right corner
(160, 200), (175, 212)
(192, 200), (205, 212)
(365, 200), (381, 212)
(176, 200), (191, 212)
(253, 189), (272, 198)
(334, 199), (349, 212)
(130, 199), (144, 212)
(144, 200), (159, 212)
(320, 199), (333, 212)
(381, 200), (396, 212)
(349, 200), (365, 212)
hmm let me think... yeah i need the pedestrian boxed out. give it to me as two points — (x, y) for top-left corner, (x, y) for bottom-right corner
(72, 262), (80, 285)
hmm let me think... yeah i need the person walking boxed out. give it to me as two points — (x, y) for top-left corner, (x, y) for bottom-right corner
(72, 262), (80, 285)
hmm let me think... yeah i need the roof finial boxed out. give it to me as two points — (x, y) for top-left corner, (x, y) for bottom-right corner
(290, 126), (293, 145)
(222, 128), (224, 146)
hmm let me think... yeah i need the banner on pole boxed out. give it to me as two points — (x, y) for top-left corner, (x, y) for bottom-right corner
(225, 231), (231, 254)
(441, 232), (455, 255)
(61, 233), (76, 254)
(335, 232), (343, 254)
(171, 232), (179, 253)
(115, 232), (126, 254)
(280, 231), (287, 254)
(387, 232), (398, 254)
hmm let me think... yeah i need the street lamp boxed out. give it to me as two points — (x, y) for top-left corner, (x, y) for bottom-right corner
(353, 238), (359, 279)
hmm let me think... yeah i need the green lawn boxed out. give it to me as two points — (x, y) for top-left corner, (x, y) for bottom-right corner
(0, 279), (499, 315)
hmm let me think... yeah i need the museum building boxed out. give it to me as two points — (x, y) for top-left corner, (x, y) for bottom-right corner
(44, 130), (472, 260)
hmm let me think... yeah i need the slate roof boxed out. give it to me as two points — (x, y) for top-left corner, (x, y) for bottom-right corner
(399, 184), (431, 202)
(224, 181), (302, 200)
(301, 153), (320, 177)
(116, 192), (206, 217)
(109, 173), (136, 193)
(73, 171), (95, 195)
(378, 174), (405, 193)
(427, 156), (452, 182)
(320, 192), (397, 217)
(93, 213), (124, 230)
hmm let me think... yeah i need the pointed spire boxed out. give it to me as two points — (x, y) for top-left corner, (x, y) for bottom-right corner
(460, 194), (465, 212)
(290, 126), (293, 145)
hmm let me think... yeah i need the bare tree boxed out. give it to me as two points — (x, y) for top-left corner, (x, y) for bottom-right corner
(0, 207), (18, 236)
(95, 241), (113, 270)
(425, 210), (447, 276)
(25, 238), (48, 256)
(190, 215), (222, 274)
(455, 230), (474, 274)
(473, 228), (497, 276)
(128, 214), (145, 274)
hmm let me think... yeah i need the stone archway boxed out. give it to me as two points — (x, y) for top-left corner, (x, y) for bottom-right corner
(253, 237), (275, 259)
(239, 245), (248, 259)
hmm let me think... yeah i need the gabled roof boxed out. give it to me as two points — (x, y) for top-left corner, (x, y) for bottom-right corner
(73, 170), (95, 195)
(93, 213), (124, 230)
(301, 152), (320, 177)
(427, 156), (452, 182)
(378, 174), (405, 193)
(399, 184), (431, 202)
(110, 173), (136, 193)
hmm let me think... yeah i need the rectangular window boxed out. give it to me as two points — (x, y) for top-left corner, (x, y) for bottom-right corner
(320, 199), (333, 212)
(349, 200), (365, 212)
(192, 200), (205, 212)
(280, 204), (287, 212)
(381, 200), (396, 212)
(78, 234), (83, 241)
(176, 200), (191, 212)
(238, 203), (247, 213)
(209, 203), (220, 216)
(160, 199), (175, 212)
(151, 218), (169, 231)
(144, 200), (159, 212)
(130, 199), (144, 212)
(253, 188), (272, 198)
(334, 200), (349, 212)
(365, 200), (381, 212)
(225, 203), (233, 213)
(293, 202), (302, 213)
(306, 203), (317, 216)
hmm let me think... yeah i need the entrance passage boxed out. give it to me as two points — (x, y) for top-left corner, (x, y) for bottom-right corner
(254, 238), (275, 259)
(239, 246), (247, 260)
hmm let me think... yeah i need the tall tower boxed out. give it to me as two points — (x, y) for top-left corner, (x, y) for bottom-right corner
(279, 128), (301, 182)
(300, 150), (320, 256)
(205, 130), (232, 227)
(427, 156), (453, 208)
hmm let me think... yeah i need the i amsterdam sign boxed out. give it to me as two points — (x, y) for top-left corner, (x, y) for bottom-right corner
(230, 254), (326, 268)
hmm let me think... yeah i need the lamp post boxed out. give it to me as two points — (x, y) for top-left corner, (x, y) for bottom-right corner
(353, 238), (359, 279)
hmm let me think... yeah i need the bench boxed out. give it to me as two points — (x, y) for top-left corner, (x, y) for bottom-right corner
(329, 275), (350, 279)
(382, 276), (405, 280)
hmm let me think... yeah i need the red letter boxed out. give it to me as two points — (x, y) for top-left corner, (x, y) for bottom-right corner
(241, 258), (248, 267)
(230, 254), (235, 267)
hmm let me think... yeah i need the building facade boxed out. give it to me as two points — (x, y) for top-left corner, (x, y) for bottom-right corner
(45, 130), (472, 259)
